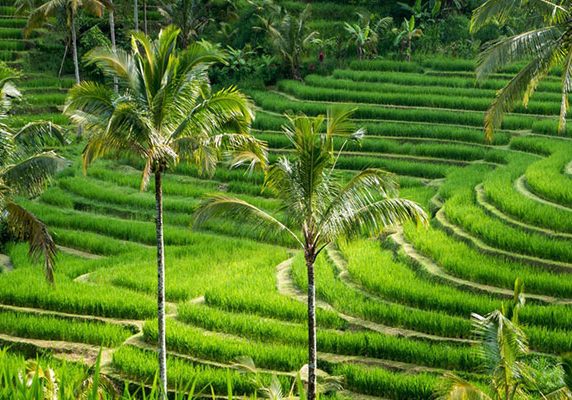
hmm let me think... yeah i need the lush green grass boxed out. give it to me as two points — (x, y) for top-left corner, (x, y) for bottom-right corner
(279, 79), (560, 115)
(112, 346), (288, 395)
(177, 303), (479, 371)
(250, 90), (540, 130)
(0, 310), (132, 347)
(340, 239), (572, 332)
(525, 148), (572, 208)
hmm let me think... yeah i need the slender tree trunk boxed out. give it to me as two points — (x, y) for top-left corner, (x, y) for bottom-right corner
(58, 43), (68, 78)
(143, 0), (148, 35)
(70, 11), (82, 138)
(134, 0), (139, 31)
(305, 252), (317, 400)
(108, 3), (118, 93)
(155, 171), (168, 399)
(70, 12), (80, 84)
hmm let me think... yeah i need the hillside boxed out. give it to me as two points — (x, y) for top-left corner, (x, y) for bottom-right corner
(1, 1), (572, 399)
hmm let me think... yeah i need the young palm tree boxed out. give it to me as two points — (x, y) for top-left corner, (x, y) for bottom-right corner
(262, 5), (318, 80)
(64, 26), (262, 398)
(470, 0), (572, 141)
(437, 280), (572, 400)
(0, 72), (67, 283)
(18, 0), (112, 85)
(193, 106), (428, 400)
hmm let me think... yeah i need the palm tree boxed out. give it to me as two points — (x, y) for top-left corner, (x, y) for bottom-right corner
(261, 5), (318, 80)
(393, 16), (423, 63)
(63, 26), (263, 398)
(193, 106), (428, 400)
(470, 0), (572, 141)
(0, 71), (67, 283)
(437, 280), (572, 400)
(18, 0), (112, 85)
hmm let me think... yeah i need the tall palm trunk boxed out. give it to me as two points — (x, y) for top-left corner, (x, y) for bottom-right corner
(143, 0), (148, 35)
(134, 0), (139, 31)
(108, 2), (118, 93)
(70, 10), (82, 137)
(70, 11), (80, 84)
(305, 251), (317, 400)
(155, 171), (168, 399)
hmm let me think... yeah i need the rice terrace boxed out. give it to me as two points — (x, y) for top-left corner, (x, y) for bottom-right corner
(1, 0), (572, 399)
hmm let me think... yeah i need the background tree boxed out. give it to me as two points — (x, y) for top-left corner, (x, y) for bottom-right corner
(0, 67), (67, 283)
(64, 26), (263, 398)
(18, 0), (112, 85)
(261, 5), (318, 80)
(193, 106), (428, 400)
(158, 0), (211, 48)
(344, 13), (393, 59)
(470, 0), (572, 141)
(393, 16), (423, 62)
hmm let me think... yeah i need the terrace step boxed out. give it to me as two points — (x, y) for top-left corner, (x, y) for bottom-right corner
(0, 303), (143, 330)
(476, 184), (572, 240)
(0, 332), (111, 365)
(275, 256), (474, 345)
(270, 89), (557, 121)
(515, 175), (572, 212)
(434, 208), (572, 273)
(388, 229), (572, 305)
(57, 245), (104, 260)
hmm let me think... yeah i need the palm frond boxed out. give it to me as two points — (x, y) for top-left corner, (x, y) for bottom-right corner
(13, 121), (67, 151)
(321, 197), (427, 243)
(476, 26), (560, 80)
(193, 195), (302, 247)
(483, 50), (556, 141)
(1, 151), (67, 197)
(436, 372), (492, 400)
(471, 0), (569, 32)
(5, 201), (56, 283)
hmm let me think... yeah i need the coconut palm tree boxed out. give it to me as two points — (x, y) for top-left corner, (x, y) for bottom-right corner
(0, 71), (67, 283)
(261, 5), (318, 80)
(470, 0), (572, 141)
(193, 106), (428, 400)
(437, 280), (572, 400)
(18, 0), (112, 85)
(64, 26), (263, 398)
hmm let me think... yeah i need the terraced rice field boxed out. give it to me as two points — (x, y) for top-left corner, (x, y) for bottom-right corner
(2, 4), (572, 398)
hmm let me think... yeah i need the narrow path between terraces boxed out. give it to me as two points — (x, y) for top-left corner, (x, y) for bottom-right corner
(275, 256), (474, 344)
(475, 185), (572, 240)
(389, 229), (572, 305)
(515, 175), (572, 212)
(435, 208), (572, 272)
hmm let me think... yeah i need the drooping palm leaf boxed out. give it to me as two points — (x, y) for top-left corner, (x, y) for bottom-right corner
(1, 151), (67, 197)
(5, 201), (56, 282)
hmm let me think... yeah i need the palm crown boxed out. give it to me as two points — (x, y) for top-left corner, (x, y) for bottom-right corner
(0, 71), (67, 283)
(64, 25), (264, 184)
(471, 0), (572, 140)
(195, 106), (427, 253)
